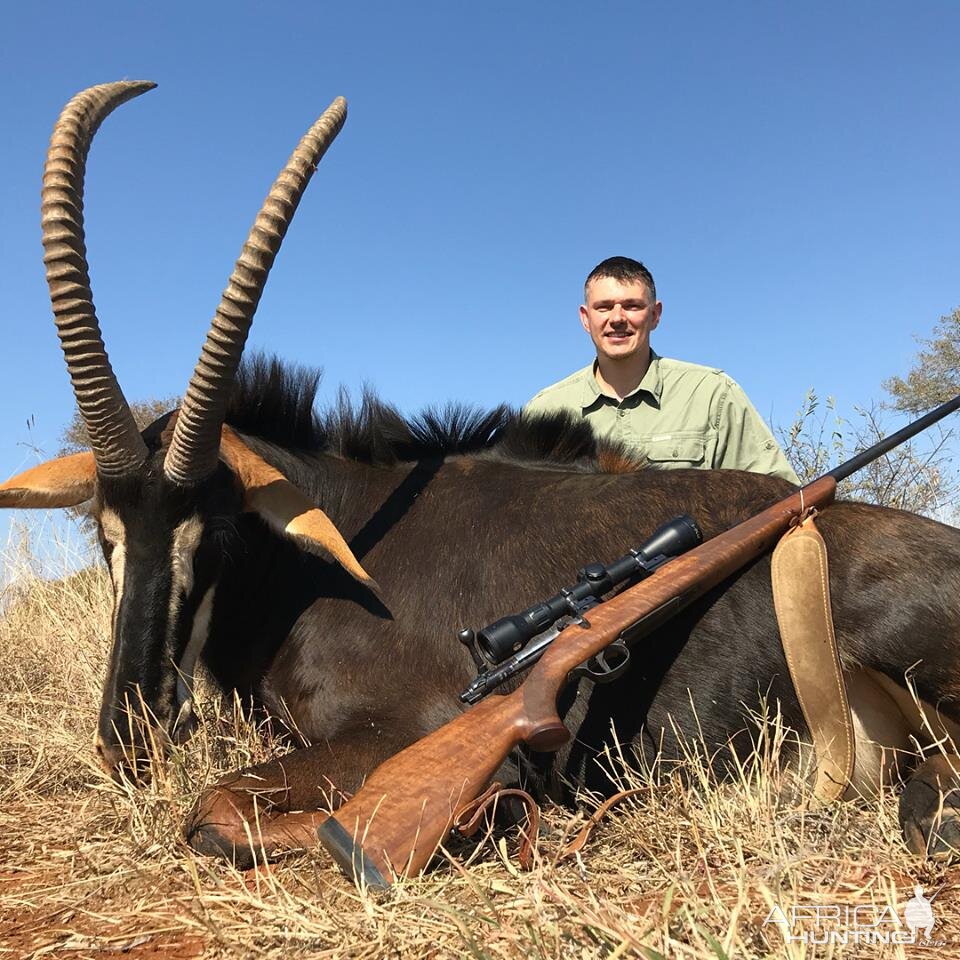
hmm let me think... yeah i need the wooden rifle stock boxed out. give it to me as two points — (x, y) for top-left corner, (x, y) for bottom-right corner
(318, 475), (839, 885)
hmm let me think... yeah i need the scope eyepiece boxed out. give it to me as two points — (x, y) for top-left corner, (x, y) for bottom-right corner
(476, 615), (529, 664)
(476, 597), (567, 664)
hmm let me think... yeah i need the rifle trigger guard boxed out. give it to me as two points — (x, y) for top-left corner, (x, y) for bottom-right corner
(570, 640), (630, 684)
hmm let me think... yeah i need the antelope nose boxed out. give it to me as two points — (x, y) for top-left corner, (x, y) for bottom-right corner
(94, 735), (127, 775)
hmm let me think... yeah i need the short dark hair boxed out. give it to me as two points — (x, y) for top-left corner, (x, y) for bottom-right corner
(584, 256), (656, 302)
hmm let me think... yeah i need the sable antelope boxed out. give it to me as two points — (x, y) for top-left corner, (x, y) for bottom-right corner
(3, 81), (960, 870)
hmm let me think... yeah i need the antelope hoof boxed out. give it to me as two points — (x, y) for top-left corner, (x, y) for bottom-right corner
(185, 786), (259, 870)
(900, 755), (960, 859)
(188, 822), (257, 870)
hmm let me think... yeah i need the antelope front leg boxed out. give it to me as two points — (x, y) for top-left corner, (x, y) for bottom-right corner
(186, 735), (405, 869)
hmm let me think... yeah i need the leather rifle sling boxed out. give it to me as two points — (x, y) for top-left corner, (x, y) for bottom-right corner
(771, 510), (855, 802)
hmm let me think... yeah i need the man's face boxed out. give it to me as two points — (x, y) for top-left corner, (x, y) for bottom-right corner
(579, 275), (662, 363)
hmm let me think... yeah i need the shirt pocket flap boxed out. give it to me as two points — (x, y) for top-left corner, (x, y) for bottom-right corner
(645, 436), (706, 465)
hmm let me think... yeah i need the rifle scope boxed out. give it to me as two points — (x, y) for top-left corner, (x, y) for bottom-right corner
(474, 514), (702, 665)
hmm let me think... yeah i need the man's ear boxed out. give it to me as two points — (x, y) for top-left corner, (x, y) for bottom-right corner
(218, 427), (379, 595)
(579, 304), (590, 333)
(651, 300), (662, 330)
(0, 452), (96, 508)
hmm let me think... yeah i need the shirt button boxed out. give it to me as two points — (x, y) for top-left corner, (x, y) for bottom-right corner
(618, 409), (625, 418)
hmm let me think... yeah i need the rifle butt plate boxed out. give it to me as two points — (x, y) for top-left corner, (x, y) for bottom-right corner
(317, 815), (391, 889)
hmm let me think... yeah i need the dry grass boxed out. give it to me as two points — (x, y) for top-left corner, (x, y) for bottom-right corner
(1, 518), (958, 959)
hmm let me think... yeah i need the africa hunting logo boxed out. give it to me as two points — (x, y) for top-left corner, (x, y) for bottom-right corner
(763, 885), (947, 946)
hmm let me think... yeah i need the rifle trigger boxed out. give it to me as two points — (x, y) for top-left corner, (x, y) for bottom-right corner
(570, 641), (630, 684)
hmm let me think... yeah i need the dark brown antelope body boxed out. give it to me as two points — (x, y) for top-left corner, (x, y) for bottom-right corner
(4, 82), (960, 874)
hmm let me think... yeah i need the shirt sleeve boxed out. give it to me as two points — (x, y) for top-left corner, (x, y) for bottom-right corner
(523, 384), (581, 418)
(712, 378), (800, 485)
(523, 391), (552, 416)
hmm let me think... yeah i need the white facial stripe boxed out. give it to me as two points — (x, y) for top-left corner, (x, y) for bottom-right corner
(99, 507), (125, 545)
(176, 584), (215, 711)
(100, 508), (127, 632)
(164, 517), (205, 704)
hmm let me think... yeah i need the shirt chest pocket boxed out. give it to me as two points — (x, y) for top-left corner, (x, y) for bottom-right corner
(644, 435), (707, 467)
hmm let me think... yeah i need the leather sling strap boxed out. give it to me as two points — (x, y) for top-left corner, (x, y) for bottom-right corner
(454, 781), (541, 870)
(554, 788), (645, 863)
(771, 510), (855, 802)
(455, 783), (645, 871)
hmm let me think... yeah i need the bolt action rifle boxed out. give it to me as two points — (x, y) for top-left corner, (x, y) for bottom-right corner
(317, 394), (960, 887)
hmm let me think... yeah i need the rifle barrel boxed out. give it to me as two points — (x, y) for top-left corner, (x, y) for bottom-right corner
(828, 393), (960, 484)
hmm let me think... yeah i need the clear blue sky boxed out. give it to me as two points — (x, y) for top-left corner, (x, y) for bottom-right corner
(1, 2), (958, 547)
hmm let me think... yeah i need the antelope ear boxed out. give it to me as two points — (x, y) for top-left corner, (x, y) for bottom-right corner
(219, 427), (379, 594)
(0, 452), (97, 508)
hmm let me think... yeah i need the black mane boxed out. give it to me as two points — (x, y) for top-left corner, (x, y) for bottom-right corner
(226, 355), (324, 450)
(224, 354), (638, 472)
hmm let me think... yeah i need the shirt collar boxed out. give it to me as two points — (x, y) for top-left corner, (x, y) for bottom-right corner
(579, 349), (663, 410)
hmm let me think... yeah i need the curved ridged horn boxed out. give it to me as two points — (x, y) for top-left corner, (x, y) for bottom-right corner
(164, 97), (347, 485)
(42, 81), (154, 477)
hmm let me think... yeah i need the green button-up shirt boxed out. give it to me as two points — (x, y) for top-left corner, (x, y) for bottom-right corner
(525, 352), (799, 485)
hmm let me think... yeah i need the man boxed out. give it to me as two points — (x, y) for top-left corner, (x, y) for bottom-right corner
(525, 257), (799, 484)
